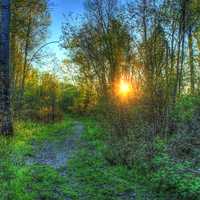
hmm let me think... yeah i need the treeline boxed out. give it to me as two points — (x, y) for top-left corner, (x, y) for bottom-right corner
(19, 68), (79, 122)
(0, 0), (200, 198)
(10, 0), (50, 109)
(62, 0), (200, 198)
(63, 0), (200, 145)
(0, 0), (81, 131)
(1, 0), (51, 134)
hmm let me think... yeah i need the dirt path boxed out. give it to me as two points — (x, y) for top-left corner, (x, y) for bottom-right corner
(25, 122), (138, 200)
(26, 121), (84, 173)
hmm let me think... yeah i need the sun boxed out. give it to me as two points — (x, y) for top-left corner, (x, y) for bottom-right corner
(119, 80), (131, 96)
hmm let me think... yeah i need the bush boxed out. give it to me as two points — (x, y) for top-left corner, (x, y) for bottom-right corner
(0, 138), (14, 200)
(172, 95), (200, 123)
(150, 138), (200, 200)
(170, 95), (200, 162)
(11, 165), (71, 200)
(21, 107), (64, 123)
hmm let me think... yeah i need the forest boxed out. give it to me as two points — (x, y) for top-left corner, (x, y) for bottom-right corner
(0, 0), (200, 199)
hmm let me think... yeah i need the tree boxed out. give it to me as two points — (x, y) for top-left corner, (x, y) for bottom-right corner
(0, 0), (13, 135)
(10, 0), (51, 112)
(63, 0), (132, 101)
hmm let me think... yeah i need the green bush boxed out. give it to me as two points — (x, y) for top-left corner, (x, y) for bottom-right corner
(150, 138), (200, 200)
(170, 95), (200, 161)
(10, 165), (73, 200)
(172, 95), (200, 123)
(67, 118), (136, 200)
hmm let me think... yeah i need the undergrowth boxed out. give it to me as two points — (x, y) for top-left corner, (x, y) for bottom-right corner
(0, 116), (74, 200)
(1, 115), (199, 200)
(67, 118), (159, 200)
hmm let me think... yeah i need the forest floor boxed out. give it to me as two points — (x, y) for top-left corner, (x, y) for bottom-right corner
(26, 121), (84, 173)
(0, 116), (162, 200)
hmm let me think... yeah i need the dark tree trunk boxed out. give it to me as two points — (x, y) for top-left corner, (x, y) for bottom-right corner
(188, 27), (194, 94)
(0, 0), (13, 135)
(178, 0), (187, 95)
(18, 11), (32, 111)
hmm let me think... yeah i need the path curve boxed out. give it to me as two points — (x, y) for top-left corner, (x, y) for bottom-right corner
(26, 121), (84, 172)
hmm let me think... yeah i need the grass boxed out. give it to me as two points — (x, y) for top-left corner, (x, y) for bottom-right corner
(66, 118), (159, 200)
(2, 116), (196, 200)
(0, 116), (75, 200)
(0, 116), (148, 200)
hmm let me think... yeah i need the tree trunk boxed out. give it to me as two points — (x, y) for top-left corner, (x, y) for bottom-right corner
(17, 11), (32, 112)
(188, 27), (195, 94)
(142, 0), (147, 43)
(10, 0), (17, 105)
(178, 0), (187, 95)
(0, 0), (13, 135)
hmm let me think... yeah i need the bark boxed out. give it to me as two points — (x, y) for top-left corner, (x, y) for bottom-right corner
(10, 1), (17, 104)
(0, 0), (13, 135)
(142, 0), (147, 43)
(18, 10), (32, 109)
(178, 0), (187, 95)
(188, 27), (194, 94)
(173, 0), (186, 101)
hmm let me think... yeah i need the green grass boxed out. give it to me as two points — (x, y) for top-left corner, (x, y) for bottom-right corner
(0, 116), (75, 200)
(66, 118), (159, 200)
(67, 118), (200, 200)
(148, 138), (200, 200)
(2, 116), (198, 200)
(0, 116), (149, 200)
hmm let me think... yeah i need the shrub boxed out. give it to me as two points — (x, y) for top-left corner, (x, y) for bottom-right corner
(170, 95), (200, 162)
(150, 138), (200, 200)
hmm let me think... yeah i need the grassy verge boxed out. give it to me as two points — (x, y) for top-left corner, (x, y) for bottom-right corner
(0, 116), (76, 200)
(67, 118), (161, 200)
(2, 116), (197, 200)
(147, 138), (200, 200)
(1, 116), (140, 200)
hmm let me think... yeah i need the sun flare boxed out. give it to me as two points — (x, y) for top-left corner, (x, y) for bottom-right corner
(119, 80), (131, 96)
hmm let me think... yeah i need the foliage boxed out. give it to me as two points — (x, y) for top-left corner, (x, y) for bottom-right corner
(170, 95), (200, 162)
(0, 138), (13, 199)
(172, 95), (200, 123)
(0, 117), (75, 200)
(67, 118), (138, 200)
(149, 138), (200, 200)
(11, 165), (70, 200)
(16, 69), (79, 122)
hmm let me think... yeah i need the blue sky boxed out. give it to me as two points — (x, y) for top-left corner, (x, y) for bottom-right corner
(49, 0), (84, 41)
(47, 0), (85, 60)
(49, 0), (127, 42)
(46, 0), (128, 63)
(41, 0), (128, 76)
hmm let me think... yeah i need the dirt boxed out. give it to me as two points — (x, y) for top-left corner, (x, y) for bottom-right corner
(26, 121), (84, 173)
(25, 122), (137, 200)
